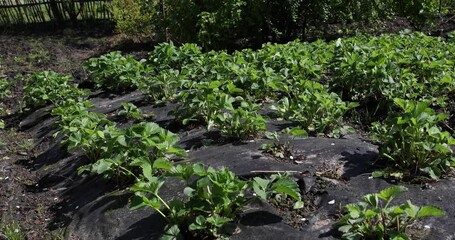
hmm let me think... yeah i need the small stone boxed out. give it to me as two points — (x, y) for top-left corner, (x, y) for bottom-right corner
(331, 143), (335, 146)
(424, 225), (431, 229)
(300, 218), (307, 221)
(306, 154), (318, 159)
(17, 151), (28, 156)
(328, 200), (335, 205)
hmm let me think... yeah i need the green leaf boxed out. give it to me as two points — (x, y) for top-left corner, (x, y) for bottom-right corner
(192, 163), (206, 176)
(252, 177), (270, 200)
(97, 130), (105, 139)
(286, 127), (308, 137)
(372, 171), (384, 178)
(206, 216), (232, 227)
(117, 135), (127, 147)
(338, 225), (352, 233)
(188, 216), (206, 230)
(271, 178), (301, 201)
(161, 225), (182, 240)
(184, 187), (195, 197)
(92, 160), (113, 174)
(153, 158), (173, 170)
(378, 186), (408, 202)
(416, 206), (445, 218)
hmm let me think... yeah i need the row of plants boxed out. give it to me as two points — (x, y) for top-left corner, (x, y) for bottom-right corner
(49, 97), (304, 239)
(86, 32), (455, 180)
(14, 72), (302, 239)
(44, 88), (445, 239)
(21, 32), (455, 181)
(15, 31), (454, 238)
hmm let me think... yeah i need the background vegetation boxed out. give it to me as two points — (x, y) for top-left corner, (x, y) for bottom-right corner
(111, 0), (455, 48)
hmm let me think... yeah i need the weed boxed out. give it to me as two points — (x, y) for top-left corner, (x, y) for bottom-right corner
(1, 214), (25, 240)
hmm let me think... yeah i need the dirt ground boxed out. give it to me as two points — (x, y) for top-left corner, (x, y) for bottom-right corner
(0, 28), (119, 239)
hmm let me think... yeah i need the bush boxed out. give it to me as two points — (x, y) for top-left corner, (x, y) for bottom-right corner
(112, 0), (158, 38)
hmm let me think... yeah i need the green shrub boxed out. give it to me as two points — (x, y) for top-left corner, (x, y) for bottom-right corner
(336, 186), (444, 239)
(112, 0), (158, 38)
(372, 99), (455, 179)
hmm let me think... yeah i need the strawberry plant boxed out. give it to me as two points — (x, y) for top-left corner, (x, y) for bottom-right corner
(271, 80), (357, 135)
(336, 186), (444, 240)
(81, 122), (187, 179)
(260, 132), (295, 160)
(117, 102), (143, 120)
(84, 51), (150, 92)
(131, 164), (248, 239)
(372, 99), (455, 179)
(329, 33), (455, 109)
(147, 42), (202, 72)
(131, 163), (302, 239)
(252, 173), (304, 209)
(141, 68), (184, 102)
(52, 100), (114, 161)
(172, 81), (234, 128)
(215, 101), (267, 139)
(22, 71), (88, 109)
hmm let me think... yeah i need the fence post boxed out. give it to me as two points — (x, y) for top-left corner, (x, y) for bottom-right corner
(50, 0), (64, 26)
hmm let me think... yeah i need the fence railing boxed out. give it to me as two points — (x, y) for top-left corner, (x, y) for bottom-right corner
(0, 0), (113, 26)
